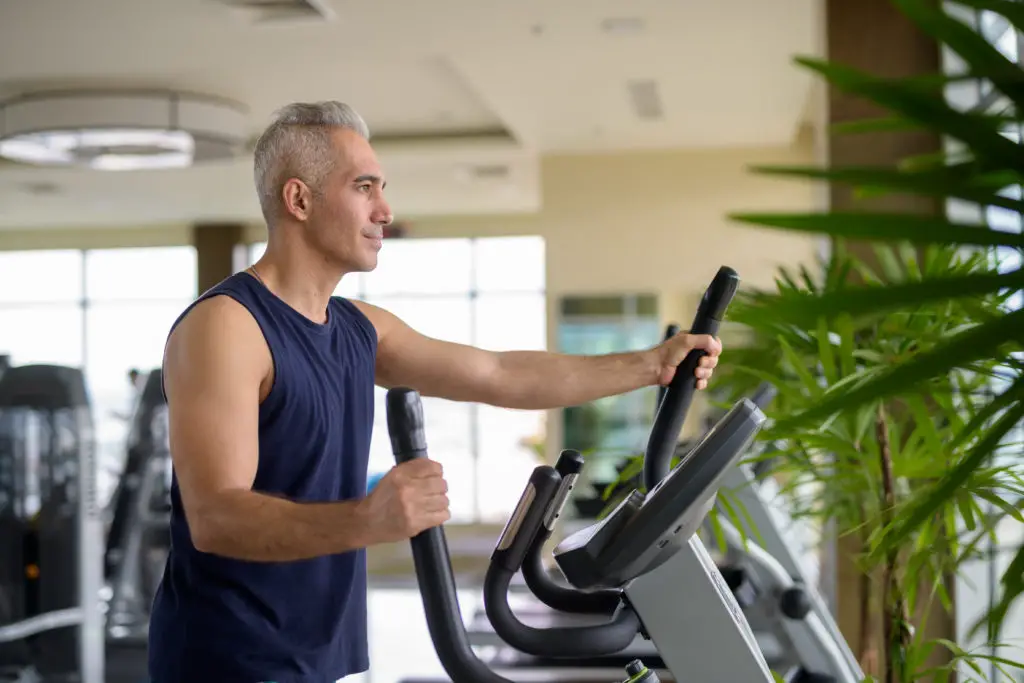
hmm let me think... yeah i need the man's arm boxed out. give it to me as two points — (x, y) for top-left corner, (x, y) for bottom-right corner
(164, 296), (374, 561)
(354, 302), (720, 411)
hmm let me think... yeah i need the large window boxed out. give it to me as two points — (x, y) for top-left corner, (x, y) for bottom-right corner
(248, 236), (547, 523)
(557, 294), (661, 485)
(0, 246), (198, 507)
(942, 5), (1024, 678)
(83, 247), (198, 507)
(0, 250), (86, 368)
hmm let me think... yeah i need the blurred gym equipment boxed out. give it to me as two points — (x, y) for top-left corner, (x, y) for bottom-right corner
(104, 368), (171, 643)
(0, 364), (104, 683)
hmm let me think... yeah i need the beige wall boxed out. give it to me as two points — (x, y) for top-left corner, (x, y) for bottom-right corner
(379, 143), (824, 315)
(2, 144), (823, 313)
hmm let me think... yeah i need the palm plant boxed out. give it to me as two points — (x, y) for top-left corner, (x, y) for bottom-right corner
(722, 0), (1024, 642)
(711, 241), (1024, 682)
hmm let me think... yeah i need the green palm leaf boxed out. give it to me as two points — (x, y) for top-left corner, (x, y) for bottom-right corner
(893, 0), (1024, 107)
(728, 212), (1024, 248)
(743, 163), (1024, 213)
(946, 0), (1024, 41)
(741, 270), (1023, 324)
(794, 56), (1022, 168)
(772, 307), (1024, 431)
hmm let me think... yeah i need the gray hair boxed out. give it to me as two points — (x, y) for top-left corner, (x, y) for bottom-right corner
(252, 101), (371, 222)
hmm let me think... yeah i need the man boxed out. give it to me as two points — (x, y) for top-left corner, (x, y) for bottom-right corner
(149, 101), (722, 683)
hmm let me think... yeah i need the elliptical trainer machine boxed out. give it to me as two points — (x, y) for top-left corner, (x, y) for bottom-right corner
(386, 267), (786, 682)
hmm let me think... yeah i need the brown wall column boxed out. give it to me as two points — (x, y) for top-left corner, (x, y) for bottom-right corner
(824, 0), (956, 676)
(193, 223), (245, 294)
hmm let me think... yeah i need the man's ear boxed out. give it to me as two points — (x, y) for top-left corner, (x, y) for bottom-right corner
(281, 178), (313, 221)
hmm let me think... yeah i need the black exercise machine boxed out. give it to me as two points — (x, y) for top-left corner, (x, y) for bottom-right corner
(0, 364), (104, 683)
(385, 267), (786, 682)
(104, 368), (172, 642)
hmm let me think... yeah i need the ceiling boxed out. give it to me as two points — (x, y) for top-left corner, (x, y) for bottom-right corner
(0, 0), (820, 230)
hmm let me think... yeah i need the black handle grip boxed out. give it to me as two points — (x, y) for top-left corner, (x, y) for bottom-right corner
(644, 266), (739, 492)
(522, 530), (623, 615)
(386, 387), (515, 683)
(484, 561), (640, 657)
(491, 466), (561, 572)
(656, 324), (681, 409)
(387, 387), (427, 460)
(521, 450), (623, 615)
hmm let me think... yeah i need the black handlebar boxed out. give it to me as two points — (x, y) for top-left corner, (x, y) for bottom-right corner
(484, 464), (640, 656)
(521, 450), (623, 615)
(656, 324), (680, 409)
(386, 388), (515, 683)
(643, 266), (739, 492)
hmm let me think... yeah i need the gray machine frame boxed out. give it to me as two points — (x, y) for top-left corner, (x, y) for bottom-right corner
(547, 397), (778, 683)
(710, 462), (864, 682)
(624, 533), (776, 681)
(0, 367), (105, 683)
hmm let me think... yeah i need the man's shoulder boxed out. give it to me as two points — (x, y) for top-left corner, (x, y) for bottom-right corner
(171, 294), (262, 346)
(164, 293), (271, 391)
(334, 297), (385, 342)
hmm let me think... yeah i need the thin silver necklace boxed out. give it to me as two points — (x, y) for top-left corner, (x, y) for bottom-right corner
(248, 265), (266, 287)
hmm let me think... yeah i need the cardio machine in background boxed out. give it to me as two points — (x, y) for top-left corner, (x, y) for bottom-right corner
(388, 266), (863, 683)
(0, 364), (104, 683)
(103, 368), (172, 643)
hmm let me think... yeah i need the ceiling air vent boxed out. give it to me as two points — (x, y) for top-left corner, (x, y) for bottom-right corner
(212, 0), (334, 24)
(453, 163), (511, 184)
(470, 164), (510, 180)
(626, 79), (664, 120)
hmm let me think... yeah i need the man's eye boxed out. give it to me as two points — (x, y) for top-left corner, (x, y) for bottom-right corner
(358, 184), (372, 193)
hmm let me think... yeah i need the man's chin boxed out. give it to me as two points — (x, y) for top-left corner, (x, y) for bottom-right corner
(356, 253), (379, 272)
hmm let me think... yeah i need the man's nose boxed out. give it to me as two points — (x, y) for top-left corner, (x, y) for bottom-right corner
(373, 202), (393, 225)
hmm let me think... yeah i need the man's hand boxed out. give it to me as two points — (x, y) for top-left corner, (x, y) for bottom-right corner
(357, 459), (450, 543)
(655, 332), (723, 389)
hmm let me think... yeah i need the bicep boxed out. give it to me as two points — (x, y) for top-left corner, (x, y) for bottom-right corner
(163, 297), (267, 522)
(358, 302), (500, 403)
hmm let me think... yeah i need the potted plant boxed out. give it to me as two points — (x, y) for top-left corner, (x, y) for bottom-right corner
(712, 240), (1024, 682)
(601, 239), (1023, 681)
(721, 0), (1024, 639)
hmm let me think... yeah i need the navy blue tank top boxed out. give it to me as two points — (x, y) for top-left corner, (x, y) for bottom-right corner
(148, 271), (377, 683)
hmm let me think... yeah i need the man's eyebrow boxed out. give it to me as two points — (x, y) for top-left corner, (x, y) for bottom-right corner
(353, 174), (385, 189)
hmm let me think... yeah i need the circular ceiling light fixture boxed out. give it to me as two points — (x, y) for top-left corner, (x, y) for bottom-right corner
(0, 90), (249, 171)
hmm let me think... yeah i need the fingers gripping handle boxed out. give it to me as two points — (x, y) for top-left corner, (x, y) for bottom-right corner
(644, 266), (740, 492)
(656, 324), (680, 410)
(387, 387), (428, 462)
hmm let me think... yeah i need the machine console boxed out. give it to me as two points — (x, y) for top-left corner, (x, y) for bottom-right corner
(553, 398), (766, 590)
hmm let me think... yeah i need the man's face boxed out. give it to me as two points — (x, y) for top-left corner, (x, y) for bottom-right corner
(304, 128), (392, 273)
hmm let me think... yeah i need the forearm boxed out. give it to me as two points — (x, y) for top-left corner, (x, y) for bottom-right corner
(188, 489), (375, 562)
(492, 348), (660, 410)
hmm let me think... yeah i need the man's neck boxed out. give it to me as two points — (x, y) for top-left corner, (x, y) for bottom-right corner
(250, 241), (350, 324)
